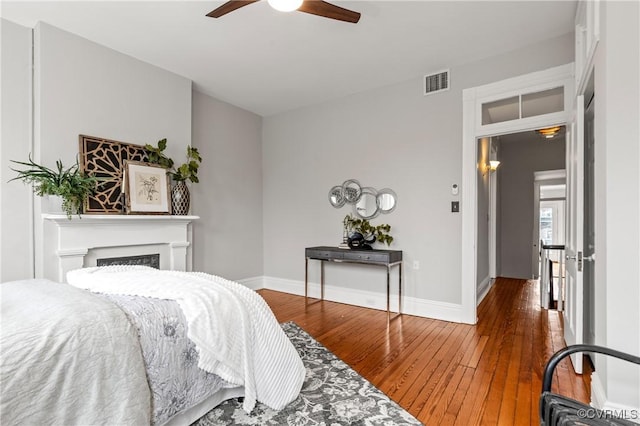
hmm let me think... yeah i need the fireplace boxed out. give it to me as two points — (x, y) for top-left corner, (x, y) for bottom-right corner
(97, 254), (160, 269)
(40, 214), (198, 282)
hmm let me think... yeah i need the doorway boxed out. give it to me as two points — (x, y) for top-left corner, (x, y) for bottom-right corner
(535, 177), (567, 310)
(461, 64), (574, 324)
(532, 171), (567, 280)
(475, 131), (567, 308)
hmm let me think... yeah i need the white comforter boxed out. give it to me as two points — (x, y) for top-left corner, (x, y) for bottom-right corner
(0, 279), (151, 425)
(67, 266), (305, 413)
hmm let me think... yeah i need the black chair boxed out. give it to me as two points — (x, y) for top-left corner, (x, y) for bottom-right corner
(540, 344), (640, 425)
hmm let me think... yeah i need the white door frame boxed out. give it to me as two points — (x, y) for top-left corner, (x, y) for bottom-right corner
(563, 96), (585, 373)
(488, 161), (498, 280)
(532, 170), (567, 280)
(461, 64), (574, 324)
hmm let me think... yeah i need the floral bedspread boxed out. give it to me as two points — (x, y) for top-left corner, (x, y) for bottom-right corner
(101, 294), (236, 425)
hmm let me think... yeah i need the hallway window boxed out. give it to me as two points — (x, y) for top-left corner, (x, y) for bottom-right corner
(540, 207), (554, 245)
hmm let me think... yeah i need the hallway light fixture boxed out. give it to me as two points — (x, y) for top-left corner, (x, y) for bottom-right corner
(483, 160), (501, 176)
(537, 126), (562, 139)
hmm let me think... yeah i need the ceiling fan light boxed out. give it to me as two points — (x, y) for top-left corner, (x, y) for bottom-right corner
(267, 0), (303, 12)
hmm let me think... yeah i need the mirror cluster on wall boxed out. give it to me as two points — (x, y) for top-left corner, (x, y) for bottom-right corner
(328, 179), (397, 219)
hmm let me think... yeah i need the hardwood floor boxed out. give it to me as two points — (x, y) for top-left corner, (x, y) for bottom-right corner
(258, 277), (590, 425)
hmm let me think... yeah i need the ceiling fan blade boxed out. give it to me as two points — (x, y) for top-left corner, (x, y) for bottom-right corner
(206, 0), (260, 18)
(297, 1), (361, 23)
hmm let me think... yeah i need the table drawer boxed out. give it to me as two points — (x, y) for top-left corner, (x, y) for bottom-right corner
(306, 249), (344, 260)
(342, 252), (389, 263)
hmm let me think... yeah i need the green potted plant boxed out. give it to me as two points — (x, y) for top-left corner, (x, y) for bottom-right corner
(9, 155), (100, 219)
(144, 139), (202, 215)
(343, 214), (393, 249)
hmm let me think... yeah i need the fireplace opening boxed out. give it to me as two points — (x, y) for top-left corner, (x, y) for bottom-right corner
(97, 254), (160, 269)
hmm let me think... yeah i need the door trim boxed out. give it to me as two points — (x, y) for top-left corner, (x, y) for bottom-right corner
(532, 170), (567, 279)
(461, 64), (574, 324)
(563, 96), (585, 373)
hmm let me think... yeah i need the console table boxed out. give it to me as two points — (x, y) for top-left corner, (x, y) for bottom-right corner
(305, 246), (403, 319)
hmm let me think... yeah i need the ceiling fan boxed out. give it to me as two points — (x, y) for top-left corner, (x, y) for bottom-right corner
(206, 0), (361, 24)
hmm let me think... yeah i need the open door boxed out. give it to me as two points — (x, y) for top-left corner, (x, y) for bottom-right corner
(564, 95), (584, 373)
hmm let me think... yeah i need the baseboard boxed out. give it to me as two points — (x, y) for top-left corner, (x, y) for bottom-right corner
(477, 275), (492, 304)
(236, 276), (264, 291)
(402, 295), (463, 323)
(591, 371), (640, 423)
(591, 370), (607, 408)
(262, 275), (463, 323)
(263, 276), (302, 296)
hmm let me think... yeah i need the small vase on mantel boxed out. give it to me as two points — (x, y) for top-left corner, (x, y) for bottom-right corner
(171, 181), (190, 215)
(44, 195), (65, 214)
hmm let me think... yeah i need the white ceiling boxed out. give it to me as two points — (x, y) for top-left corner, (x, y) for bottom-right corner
(1, 0), (577, 116)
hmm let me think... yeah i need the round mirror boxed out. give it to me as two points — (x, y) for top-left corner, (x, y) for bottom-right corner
(341, 179), (362, 204)
(353, 187), (379, 219)
(328, 185), (346, 208)
(377, 188), (397, 214)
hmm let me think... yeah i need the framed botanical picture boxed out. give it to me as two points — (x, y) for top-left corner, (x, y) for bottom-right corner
(123, 161), (171, 215)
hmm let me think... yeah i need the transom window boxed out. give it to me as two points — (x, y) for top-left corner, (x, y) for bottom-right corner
(481, 86), (564, 125)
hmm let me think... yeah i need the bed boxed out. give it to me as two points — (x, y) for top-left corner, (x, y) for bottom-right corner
(0, 266), (306, 425)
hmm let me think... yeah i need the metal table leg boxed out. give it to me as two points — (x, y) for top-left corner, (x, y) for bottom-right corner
(320, 260), (325, 300)
(305, 257), (325, 306)
(387, 262), (402, 322)
(386, 264), (391, 318)
(304, 256), (309, 301)
(399, 262), (402, 315)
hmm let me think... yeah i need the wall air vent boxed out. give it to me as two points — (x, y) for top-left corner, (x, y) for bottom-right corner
(424, 69), (450, 96)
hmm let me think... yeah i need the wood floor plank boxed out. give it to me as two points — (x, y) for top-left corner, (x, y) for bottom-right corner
(383, 323), (456, 402)
(418, 364), (465, 422)
(404, 325), (474, 414)
(258, 277), (591, 425)
(462, 335), (489, 369)
(354, 316), (435, 377)
(444, 365), (476, 419)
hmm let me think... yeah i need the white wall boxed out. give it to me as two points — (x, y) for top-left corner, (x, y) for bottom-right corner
(262, 33), (574, 319)
(592, 0), (640, 412)
(0, 19), (33, 281)
(191, 90), (263, 281)
(1, 21), (193, 280)
(33, 22), (191, 170)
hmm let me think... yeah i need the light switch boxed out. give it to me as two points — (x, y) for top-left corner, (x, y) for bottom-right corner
(451, 201), (460, 212)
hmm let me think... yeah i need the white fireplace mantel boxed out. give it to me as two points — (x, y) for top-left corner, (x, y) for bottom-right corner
(41, 214), (198, 282)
